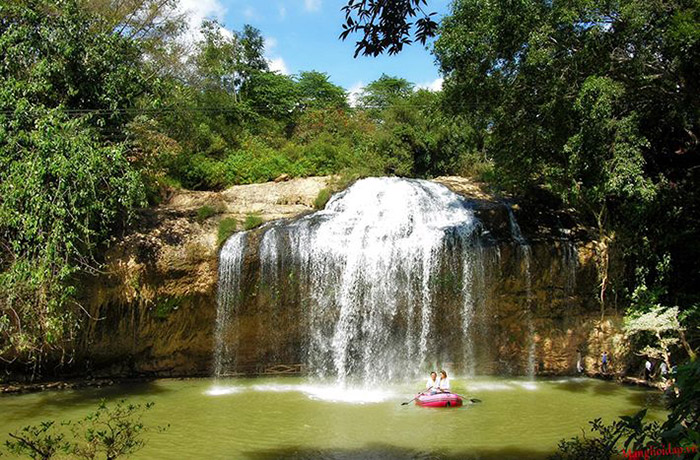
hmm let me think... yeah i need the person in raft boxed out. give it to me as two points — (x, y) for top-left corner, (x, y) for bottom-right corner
(426, 371), (439, 394)
(437, 370), (451, 393)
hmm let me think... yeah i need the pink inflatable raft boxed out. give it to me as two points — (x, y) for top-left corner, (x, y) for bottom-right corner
(415, 392), (463, 408)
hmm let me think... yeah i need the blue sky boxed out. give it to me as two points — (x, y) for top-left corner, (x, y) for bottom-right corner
(179, 0), (453, 96)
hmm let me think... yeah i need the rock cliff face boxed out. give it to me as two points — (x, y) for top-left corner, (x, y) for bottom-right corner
(76, 176), (624, 378)
(77, 177), (332, 377)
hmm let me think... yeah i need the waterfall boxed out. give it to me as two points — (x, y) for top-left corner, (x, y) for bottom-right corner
(506, 205), (536, 378)
(286, 178), (481, 384)
(212, 178), (575, 383)
(213, 232), (247, 377)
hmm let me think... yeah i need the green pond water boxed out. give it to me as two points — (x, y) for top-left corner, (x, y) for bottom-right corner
(0, 376), (666, 459)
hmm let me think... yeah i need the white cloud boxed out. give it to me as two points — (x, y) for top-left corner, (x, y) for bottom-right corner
(304, 0), (322, 12)
(416, 77), (444, 92)
(265, 37), (278, 51)
(268, 57), (290, 75)
(347, 81), (364, 107)
(279, 5), (287, 19)
(179, 0), (226, 40)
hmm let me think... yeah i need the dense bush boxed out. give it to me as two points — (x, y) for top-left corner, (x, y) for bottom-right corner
(0, 111), (145, 368)
(3, 400), (165, 460)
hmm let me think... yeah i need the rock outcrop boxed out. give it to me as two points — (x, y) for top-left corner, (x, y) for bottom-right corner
(77, 177), (332, 377)
(75, 176), (624, 378)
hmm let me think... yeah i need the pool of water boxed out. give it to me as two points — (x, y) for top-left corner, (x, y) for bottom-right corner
(0, 376), (666, 459)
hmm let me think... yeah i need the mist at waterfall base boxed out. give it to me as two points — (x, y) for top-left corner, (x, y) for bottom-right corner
(213, 177), (577, 397)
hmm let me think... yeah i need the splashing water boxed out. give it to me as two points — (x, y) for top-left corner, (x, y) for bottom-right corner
(213, 232), (247, 377)
(213, 178), (553, 384)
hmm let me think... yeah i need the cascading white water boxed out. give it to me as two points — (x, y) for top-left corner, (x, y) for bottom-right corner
(212, 177), (572, 383)
(213, 232), (247, 377)
(285, 178), (480, 384)
(506, 206), (537, 378)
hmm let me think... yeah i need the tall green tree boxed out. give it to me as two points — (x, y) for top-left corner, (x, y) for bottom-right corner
(358, 74), (414, 112)
(82, 0), (188, 78)
(435, 0), (700, 312)
(0, 0), (149, 371)
(296, 71), (348, 110)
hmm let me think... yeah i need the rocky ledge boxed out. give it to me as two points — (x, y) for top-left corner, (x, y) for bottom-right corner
(66, 175), (622, 379)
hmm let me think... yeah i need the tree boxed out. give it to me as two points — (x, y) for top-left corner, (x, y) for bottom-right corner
(434, 0), (700, 311)
(191, 21), (269, 102)
(339, 0), (439, 57)
(358, 74), (414, 111)
(239, 24), (269, 76)
(81, 0), (187, 78)
(0, 111), (146, 369)
(0, 0), (149, 371)
(0, 0), (154, 133)
(371, 89), (482, 177)
(242, 72), (301, 122)
(624, 306), (696, 367)
(435, 0), (699, 196)
(192, 20), (242, 96)
(296, 71), (348, 110)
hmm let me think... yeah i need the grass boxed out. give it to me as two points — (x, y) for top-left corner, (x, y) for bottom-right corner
(196, 203), (226, 223)
(217, 218), (238, 246)
(196, 205), (217, 222)
(243, 213), (263, 230)
(313, 188), (332, 210)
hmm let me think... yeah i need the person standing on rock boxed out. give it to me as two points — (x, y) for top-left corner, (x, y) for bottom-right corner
(601, 351), (609, 374)
(576, 349), (584, 374)
(644, 358), (653, 380)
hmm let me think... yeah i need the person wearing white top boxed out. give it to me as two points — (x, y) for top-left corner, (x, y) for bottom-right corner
(437, 370), (450, 393)
(426, 371), (439, 394)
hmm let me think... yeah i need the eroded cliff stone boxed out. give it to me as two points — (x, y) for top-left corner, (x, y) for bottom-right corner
(77, 176), (625, 378)
(78, 177), (333, 377)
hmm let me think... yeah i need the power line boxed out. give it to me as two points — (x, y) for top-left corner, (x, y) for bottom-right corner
(0, 102), (448, 117)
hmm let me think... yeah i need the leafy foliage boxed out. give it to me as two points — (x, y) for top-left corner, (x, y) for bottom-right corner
(624, 306), (695, 366)
(358, 74), (414, 111)
(435, 0), (700, 334)
(217, 218), (238, 247)
(3, 400), (165, 460)
(553, 360), (700, 459)
(0, 0), (149, 370)
(0, 111), (145, 367)
(339, 0), (439, 57)
(662, 360), (700, 452)
(297, 71), (348, 110)
(549, 410), (660, 460)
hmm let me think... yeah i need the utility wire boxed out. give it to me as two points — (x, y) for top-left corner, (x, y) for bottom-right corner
(0, 103), (445, 117)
